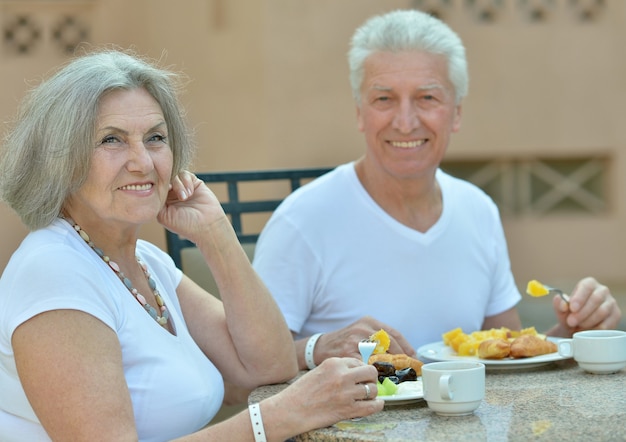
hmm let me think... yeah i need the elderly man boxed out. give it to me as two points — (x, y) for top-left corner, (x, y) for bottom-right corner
(253, 9), (621, 370)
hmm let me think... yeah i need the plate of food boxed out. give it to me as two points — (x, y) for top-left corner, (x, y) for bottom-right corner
(417, 339), (567, 369)
(378, 380), (424, 405)
(417, 327), (570, 370)
(365, 334), (425, 405)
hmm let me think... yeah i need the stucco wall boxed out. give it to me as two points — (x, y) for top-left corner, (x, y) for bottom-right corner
(0, 0), (624, 296)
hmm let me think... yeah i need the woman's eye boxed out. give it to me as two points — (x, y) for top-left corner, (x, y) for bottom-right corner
(147, 134), (168, 143)
(99, 135), (120, 145)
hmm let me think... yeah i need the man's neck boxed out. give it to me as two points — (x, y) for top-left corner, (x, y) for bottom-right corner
(354, 158), (443, 233)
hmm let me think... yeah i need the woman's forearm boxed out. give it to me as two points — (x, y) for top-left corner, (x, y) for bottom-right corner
(195, 216), (297, 382)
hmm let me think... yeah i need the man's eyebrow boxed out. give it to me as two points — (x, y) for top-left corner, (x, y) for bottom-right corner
(369, 84), (446, 92)
(372, 85), (392, 92)
(417, 84), (445, 92)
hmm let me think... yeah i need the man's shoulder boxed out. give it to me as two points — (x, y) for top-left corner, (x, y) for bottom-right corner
(438, 169), (495, 204)
(278, 163), (353, 211)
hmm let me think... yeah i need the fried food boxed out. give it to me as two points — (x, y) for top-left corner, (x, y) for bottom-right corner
(509, 334), (557, 358)
(477, 338), (511, 359)
(369, 353), (423, 375)
(443, 326), (515, 356)
(443, 326), (556, 360)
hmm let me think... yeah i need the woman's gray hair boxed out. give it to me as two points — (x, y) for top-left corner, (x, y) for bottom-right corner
(348, 9), (468, 104)
(0, 49), (194, 230)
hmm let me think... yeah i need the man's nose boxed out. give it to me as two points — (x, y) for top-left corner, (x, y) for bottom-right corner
(392, 102), (420, 134)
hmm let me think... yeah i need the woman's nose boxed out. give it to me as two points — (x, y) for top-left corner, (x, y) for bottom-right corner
(127, 140), (153, 171)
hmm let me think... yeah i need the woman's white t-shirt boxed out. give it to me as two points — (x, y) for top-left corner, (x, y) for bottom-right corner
(0, 218), (224, 442)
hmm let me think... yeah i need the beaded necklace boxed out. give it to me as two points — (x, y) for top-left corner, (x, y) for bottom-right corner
(62, 215), (170, 328)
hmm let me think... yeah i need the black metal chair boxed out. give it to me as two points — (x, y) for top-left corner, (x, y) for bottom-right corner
(165, 167), (333, 269)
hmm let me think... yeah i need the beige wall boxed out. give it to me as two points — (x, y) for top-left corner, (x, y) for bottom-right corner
(0, 0), (624, 295)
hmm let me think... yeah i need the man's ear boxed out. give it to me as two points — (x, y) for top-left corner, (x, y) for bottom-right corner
(452, 103), (462, 133)
(356, 104), (365, 133)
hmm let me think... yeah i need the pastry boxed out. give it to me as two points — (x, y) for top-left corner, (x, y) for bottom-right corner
(477, 338), (511, 359)
(509, 335), (557, 358)
(369, 353), (423, 375)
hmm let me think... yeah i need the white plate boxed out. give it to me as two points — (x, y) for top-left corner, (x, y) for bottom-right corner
(417, 338), (569, 370)
(378, 380), (424, 405)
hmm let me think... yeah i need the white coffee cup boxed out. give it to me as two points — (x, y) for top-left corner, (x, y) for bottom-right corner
(557, 330), (626, 374)
(422, 361), (485, 416)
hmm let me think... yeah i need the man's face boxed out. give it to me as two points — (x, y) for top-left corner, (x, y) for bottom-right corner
(356, 50), (462, 180)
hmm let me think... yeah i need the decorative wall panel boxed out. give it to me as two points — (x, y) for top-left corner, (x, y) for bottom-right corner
(410, 0), (605, 23)
(442, 155), (610, 216)
(1, 0), (94, 56)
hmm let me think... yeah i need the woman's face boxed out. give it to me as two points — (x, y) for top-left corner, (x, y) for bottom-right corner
(66, 88), (173, 229)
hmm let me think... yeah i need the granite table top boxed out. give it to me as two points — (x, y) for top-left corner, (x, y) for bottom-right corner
(249, 359), (626, 441)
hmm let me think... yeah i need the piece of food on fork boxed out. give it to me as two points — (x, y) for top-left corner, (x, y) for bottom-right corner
(526, 280), (570, 303)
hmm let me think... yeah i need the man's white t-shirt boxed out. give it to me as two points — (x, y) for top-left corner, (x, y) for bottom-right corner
(253, 163), (521, 348)
(0, 218), (224, 441)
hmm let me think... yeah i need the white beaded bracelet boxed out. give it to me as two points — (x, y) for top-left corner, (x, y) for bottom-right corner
(305, 332), (324, 370)
(248, 402), (267, 442)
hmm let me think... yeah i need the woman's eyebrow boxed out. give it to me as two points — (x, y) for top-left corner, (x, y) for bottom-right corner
(96, 121), (167, 136)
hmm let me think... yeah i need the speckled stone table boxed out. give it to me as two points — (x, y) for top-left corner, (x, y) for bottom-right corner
(249, 360), (626, 441)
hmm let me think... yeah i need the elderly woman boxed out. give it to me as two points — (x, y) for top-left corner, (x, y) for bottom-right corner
(0, 50), (382, 441)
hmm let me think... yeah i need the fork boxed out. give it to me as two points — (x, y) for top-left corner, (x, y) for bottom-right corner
(544, 285), (571, 304)
(358, 339), (377, 364)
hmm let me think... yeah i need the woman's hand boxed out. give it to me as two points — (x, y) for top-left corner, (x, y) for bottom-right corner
(263, 358), (384, 440)
(157, 171), (228, 244)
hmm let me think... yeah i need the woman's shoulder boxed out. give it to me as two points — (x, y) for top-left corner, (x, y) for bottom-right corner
(0, 221), (122, 341)
(7, 220), (90, 271)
